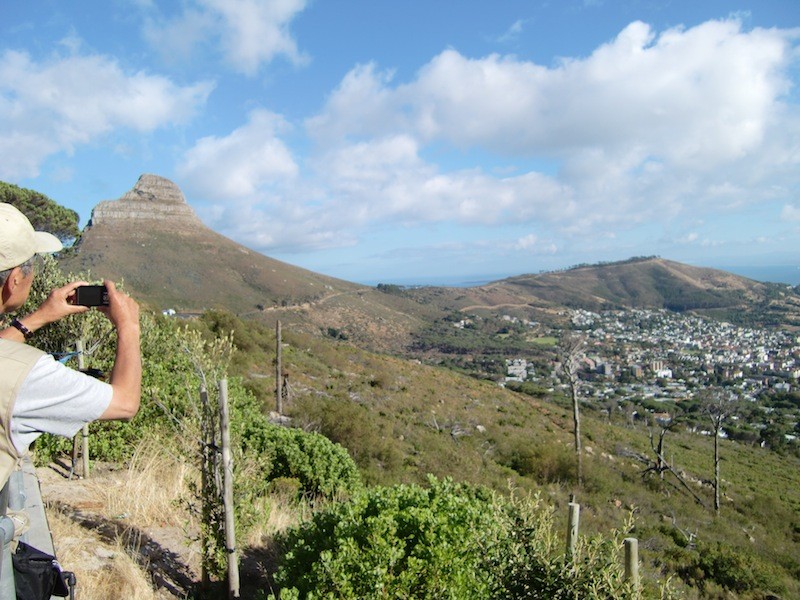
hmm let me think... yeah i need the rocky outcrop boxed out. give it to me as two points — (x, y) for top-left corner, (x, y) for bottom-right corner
(88, 174), (203, 231)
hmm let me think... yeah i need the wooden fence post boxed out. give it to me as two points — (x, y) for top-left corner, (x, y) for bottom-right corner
(276, 321), (283, 414)
(199, 384), (211, 592)
(566, 501), (580, 560)
(624, 537), (640, 589)
(74, 340), (90, 478)
(219, 379), (240, 598)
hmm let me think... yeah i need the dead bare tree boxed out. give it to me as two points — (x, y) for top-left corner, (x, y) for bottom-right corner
(557, 333), (586, 486)
(619, 444), (708, 509)
(647, 414), (674, 480)
(698, 387), (739, 515)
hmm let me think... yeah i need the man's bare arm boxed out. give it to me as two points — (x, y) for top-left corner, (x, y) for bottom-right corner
(97, 280), (142, 421)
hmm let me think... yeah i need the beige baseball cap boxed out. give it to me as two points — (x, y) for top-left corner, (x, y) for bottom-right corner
(0, 203), (63, 271)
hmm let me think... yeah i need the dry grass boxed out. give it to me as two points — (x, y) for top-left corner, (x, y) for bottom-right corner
(86, 436), (197, 529)
(48, 508), (164, 600)
(43, 434), (310, 598)
(244, 494), (305, 548)
(42, 435), (200, 599)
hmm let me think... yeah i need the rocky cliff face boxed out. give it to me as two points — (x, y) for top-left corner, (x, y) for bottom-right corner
(89, 174), (203, 231)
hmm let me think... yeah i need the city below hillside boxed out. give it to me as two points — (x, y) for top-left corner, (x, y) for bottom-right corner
(522, 307), (799, 448)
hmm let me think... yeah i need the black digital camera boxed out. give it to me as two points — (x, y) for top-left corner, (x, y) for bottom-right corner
(74, 285), (109, 307)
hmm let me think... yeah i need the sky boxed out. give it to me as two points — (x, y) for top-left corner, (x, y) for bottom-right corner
(2, 1), (800, 286)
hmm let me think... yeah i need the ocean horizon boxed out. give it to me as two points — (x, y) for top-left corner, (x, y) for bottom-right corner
(719, 265), (800, 287)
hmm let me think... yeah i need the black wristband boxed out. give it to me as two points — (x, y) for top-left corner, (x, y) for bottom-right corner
(10, 318), (33, 339)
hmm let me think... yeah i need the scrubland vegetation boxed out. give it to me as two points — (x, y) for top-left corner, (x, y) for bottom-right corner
(15, 257), (800, 599)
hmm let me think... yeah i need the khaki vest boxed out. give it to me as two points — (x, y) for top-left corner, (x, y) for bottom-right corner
(0, 339), (45, 488)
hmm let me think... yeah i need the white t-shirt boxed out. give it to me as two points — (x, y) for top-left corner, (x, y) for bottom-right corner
(11, 353), (113, 454)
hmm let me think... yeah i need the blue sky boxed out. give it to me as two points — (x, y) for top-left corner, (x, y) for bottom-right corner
(2, 1), (800, 285)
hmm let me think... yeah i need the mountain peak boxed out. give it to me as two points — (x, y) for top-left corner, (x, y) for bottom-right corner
(89, 174), (202, 231)
(63, 173), (364, 314)
(122, 174), (187, 205)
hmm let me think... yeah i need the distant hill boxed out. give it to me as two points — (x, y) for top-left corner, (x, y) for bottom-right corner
(60, 174), (363, 314)
(404, 257), (800, 330)
(502, 257), (775, 310)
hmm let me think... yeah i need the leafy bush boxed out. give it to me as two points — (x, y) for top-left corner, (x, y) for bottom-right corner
(238, 420), (362, 500)
(271, 477), (502, 599)
(290, 396), (403, 482)
(495, 439), (576, 485)
(270, 477), (644, 599)
(670, 542), (786, 596)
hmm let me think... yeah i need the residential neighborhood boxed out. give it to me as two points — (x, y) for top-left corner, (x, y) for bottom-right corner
(505, 308), (800, 450)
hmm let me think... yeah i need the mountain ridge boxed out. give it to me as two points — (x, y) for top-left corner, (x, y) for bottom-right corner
(58, 175), (800, 343)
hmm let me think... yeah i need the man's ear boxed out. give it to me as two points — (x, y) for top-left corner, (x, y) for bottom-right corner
(1, 268), (16, 305)
(6, 266), (22, 290)
(1, 266), (23, 303)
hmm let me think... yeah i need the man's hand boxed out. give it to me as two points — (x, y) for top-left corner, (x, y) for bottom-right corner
(40, 281), (93, 322)
(98, 279), (140, 334)
(0, 280), (91, 341)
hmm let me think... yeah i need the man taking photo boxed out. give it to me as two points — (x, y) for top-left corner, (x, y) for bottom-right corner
(0, 202), (141, 488)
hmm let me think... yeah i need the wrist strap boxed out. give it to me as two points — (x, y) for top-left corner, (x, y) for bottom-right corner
(10, 318), (33, 339)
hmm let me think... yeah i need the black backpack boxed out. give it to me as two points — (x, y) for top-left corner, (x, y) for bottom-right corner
(12, 542), (72, 600)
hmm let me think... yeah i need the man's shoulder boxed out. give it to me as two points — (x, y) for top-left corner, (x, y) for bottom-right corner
(0, 339), (46, 364)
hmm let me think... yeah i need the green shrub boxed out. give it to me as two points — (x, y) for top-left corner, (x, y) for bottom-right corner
(238, 420), (362, 499)
(270, 477), (643, 599)
(671, 542), (786, 596)
(496, 440), (576, 485)
(290, 396), (403, 482)
(271, 477), (501, 599)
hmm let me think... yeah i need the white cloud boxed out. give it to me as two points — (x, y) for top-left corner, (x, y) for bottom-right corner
(313, 136), (573, 227)
(514, 233), (539, 250)
(301, 17), (800, 239)
(0, 49), (213, 179)
(514, 233), (557, 253)
(200, 197), (352, 254)
(177, 109), (298, 199)
(416, 20), (789, 165)
(198, 18), (800, 258)
(305, 63), (402, 144)
(180, 109), (341, 253)
(143, 0), (309, 75)
(496, 19), (527, 44)
(195, 129), (574, 253)
(782, 204), (800, 221)
(143, 8), (214, 65)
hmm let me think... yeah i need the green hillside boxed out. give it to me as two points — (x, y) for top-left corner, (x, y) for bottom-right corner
(208, 310), (800, 598)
